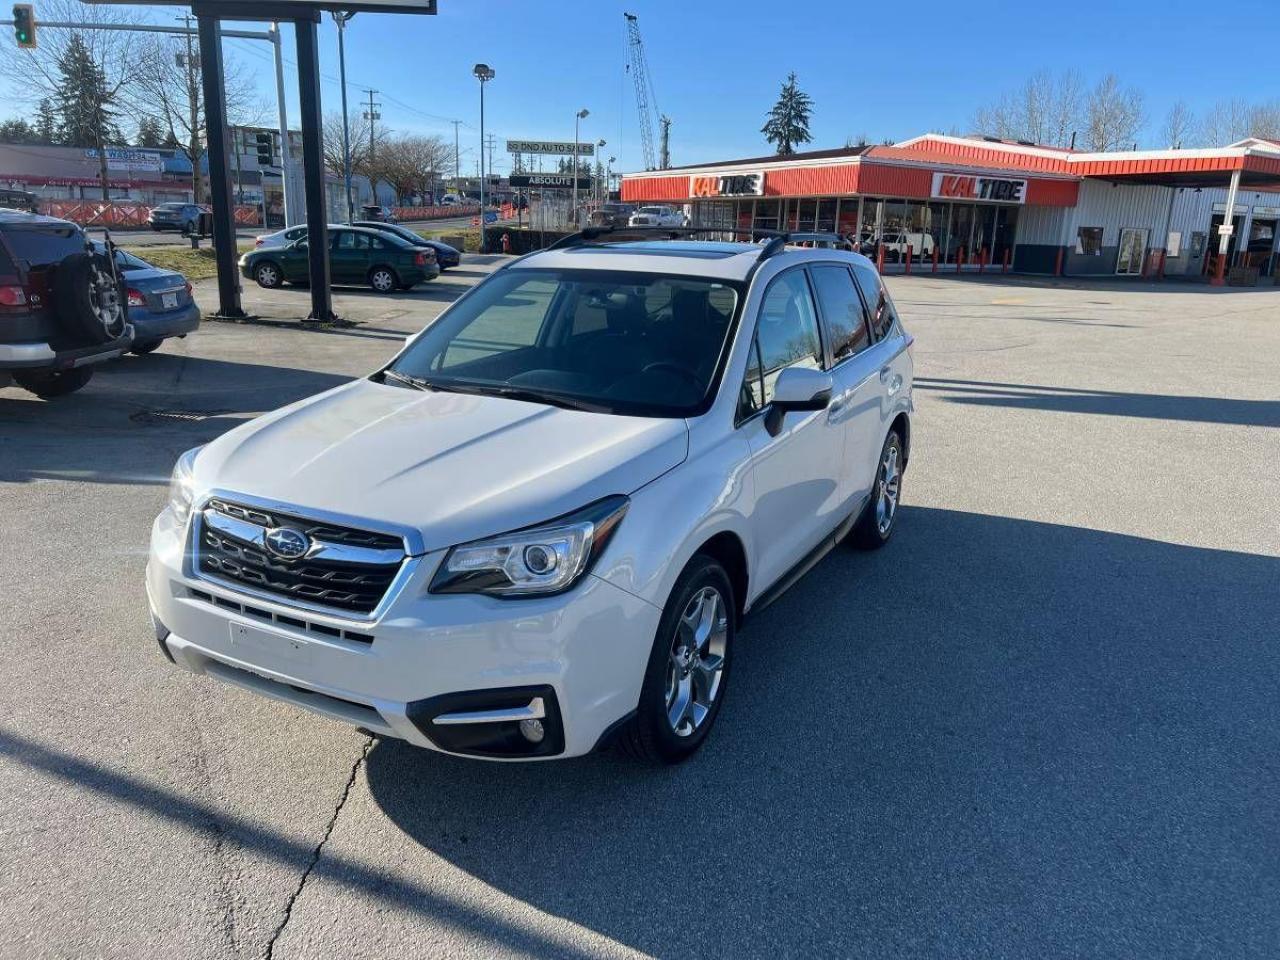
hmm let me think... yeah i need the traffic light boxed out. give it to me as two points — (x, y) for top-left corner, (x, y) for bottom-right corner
(12, 4), (35, 49)
(255, 132), (274, 166)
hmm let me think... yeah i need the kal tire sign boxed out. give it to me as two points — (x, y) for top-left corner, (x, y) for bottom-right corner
(690, 172), (764, 197)
(931, 173), (1027, 204)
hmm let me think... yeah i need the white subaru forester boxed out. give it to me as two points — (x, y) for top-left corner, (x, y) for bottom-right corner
(147, 233), (913, 763)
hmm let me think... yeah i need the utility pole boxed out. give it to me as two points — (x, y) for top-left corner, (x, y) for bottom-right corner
(332, 12), (355, 221)
(451, 119), (461, 188)
(178, 13), (201, 203)
(363, 88), (381, 205)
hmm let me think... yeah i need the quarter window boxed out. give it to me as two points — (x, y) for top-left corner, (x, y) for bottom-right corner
(753, 269), (823, 406)
(809, 264), (870, 362)
(850, 261), (897, 341)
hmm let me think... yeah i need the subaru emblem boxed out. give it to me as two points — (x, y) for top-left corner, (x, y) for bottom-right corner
(263, 526), (310, 560)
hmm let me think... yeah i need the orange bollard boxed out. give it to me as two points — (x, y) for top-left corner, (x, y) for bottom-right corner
(932, 245), (939, 273)
(956, 247), (965, 273)
(905, 244), (912, 274)
(1157, 250), (1167, 279)
(978, 247), (986, 274)
(1002, 248), (1010, 273)
(1054, 246), (1064, 276)
(876, 243), (885, 272)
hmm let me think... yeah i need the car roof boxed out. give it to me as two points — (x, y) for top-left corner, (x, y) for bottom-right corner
(0, 210), (78, 229)
(514, 239), (874, 281)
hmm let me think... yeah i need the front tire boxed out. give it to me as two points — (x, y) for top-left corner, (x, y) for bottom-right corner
(254, 262), (283, 288)
(619, 555), (734, 763)
(14, 367), (93, 398)
(851, 429), (904, 550)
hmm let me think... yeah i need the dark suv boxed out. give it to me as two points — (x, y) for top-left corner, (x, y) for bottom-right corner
(0, 211), (132, 398)
(589, 202), (636, 229)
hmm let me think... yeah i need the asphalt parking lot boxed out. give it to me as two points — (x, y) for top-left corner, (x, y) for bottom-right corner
(2, 263), (1278, 959)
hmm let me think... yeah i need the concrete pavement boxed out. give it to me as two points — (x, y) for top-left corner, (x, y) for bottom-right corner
(1, 266), (1278, 958)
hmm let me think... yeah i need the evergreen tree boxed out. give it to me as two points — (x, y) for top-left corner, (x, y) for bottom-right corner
(0, 118), (40, 144)
(53, 34), (119, 148)
(35, 99), (57, 144)
(761, 72), (814, 155)
(136, 115), (165, 148)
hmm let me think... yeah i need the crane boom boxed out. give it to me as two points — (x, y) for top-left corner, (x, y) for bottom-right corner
(624, 12), (663, 170)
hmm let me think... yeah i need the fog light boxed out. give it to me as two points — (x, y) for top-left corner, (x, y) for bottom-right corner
(519, 718), (545, 743)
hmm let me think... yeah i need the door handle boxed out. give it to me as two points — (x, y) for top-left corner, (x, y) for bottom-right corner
(879, 366), (891, 383)
(827, 397), (846, 418)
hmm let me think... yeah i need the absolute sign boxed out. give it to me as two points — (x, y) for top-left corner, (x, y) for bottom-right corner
(509, 174), (591, 189)
(931, 173), (1027, 204)
(690, 172), (764, 197)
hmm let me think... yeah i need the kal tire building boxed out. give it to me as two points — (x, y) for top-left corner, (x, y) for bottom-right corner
(621, 134), (1280, 281)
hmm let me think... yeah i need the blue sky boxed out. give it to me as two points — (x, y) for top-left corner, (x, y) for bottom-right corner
(8, 0), (1280, 172)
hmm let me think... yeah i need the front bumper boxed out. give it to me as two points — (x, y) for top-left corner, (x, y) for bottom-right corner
(147, 502), (660, 760)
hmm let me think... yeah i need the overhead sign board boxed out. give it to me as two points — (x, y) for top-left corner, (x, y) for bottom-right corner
(506, 140), (594, 157)
(102, 0), (437, 12)
(509, 174), (591, 189)
(84, 148), (164, 173)
(932, 172), (1027, 204)
(690, 172), (764, 198)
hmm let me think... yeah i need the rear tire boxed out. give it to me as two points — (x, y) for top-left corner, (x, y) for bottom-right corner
(14, 367), (93, 398)
(619, 556), (734, 764)
(130, 338), (163, 355)
(369, 266), (399, 293)
(851, 429), (904, 550)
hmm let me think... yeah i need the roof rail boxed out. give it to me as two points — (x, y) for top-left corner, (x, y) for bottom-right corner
(544, 225), (790, 261)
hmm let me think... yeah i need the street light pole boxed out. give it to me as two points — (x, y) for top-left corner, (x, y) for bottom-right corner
(573, 108), (589, 226)
(473, 63), (495, 250)
(333, 11), (355, 222)
(270, 22), (292, 227)
(595, 139), (606, 202)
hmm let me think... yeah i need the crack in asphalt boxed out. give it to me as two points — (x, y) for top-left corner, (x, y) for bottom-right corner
(263, 736), (373, 960)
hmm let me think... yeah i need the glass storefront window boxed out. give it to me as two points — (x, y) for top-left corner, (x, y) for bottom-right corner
(859, 198), (883, 247)
(737, 201), (754, 231)
(838, 198), (859, 239)
(795, 199), (817, 231)
(947, 204), (974, 263)
(754, 198), (781, 231)
(816, 199), (836, 233)
(926, 202), (949, 264)
(881, 200), (910, 262)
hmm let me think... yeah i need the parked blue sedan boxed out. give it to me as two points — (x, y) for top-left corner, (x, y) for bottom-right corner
(92, 242), (201, 355)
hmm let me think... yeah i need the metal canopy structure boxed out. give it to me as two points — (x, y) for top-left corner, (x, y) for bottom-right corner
(99, 0), (435, 321)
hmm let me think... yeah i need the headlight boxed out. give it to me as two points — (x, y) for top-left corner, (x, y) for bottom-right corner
(430, 496), (629, 597)
(167, 446), (203, 526)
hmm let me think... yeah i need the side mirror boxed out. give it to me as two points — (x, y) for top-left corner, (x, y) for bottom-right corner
(766, 366), (833, 435)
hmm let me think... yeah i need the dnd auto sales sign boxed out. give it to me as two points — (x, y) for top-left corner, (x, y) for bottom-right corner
(932, 173), (1027, 203)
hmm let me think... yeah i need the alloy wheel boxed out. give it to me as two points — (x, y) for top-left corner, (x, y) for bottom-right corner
(665, 586), (727, 737)
(876, 442), (901, 534)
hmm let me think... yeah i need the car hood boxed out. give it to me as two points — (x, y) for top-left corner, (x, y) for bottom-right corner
(195, 378), (689, 552)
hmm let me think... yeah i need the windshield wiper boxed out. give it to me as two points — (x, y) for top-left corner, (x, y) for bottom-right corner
(379, 369), (434, 392)
(433, 380), (609, 413)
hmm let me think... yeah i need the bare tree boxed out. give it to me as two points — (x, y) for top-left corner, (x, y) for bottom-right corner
(1161, 101), (1196, 148)
(972, 71), (1082, 147)
(0, 0), (143, 198)
(128, 36), (263, 203)
(1201, 99), (1251, 144)
(1082, 74), (1144, 151)
(378, 134), (454, 204)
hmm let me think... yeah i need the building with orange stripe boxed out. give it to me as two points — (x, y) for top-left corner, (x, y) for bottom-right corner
(620, 134), (1280, 280)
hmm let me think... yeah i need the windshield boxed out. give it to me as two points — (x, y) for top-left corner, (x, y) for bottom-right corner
(385, 268), (742, 417)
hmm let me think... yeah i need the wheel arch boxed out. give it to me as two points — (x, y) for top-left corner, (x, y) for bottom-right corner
(690, 531), (749, 627)
(890, 411), (911, 465)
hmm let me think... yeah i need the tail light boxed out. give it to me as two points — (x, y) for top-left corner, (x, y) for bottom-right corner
(127, 288), (146, 307)
(184, 281), (192, 297)
(0, 285), (27, 306)
(414, 250), (435, 267)
(255, 237), (264, 246)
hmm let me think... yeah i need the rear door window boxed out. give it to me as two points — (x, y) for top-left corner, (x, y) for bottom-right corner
(809, 264), (871, 362)
(850, 261), (898, 341)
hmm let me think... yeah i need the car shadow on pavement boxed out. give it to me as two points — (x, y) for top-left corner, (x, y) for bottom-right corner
(364, 506), (1280, 957)
(915, 377), (1280, 428)
(0, 355), (352, 485)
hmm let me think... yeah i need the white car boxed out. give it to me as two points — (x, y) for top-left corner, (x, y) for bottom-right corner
(254, 224), (315, 250)
(148, 236), (914, 763)
(628, 205), (687, 227)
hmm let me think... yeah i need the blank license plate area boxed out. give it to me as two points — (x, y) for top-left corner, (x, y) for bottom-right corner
(161, 292), (178, 309)
(228, 621), (312, 667)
